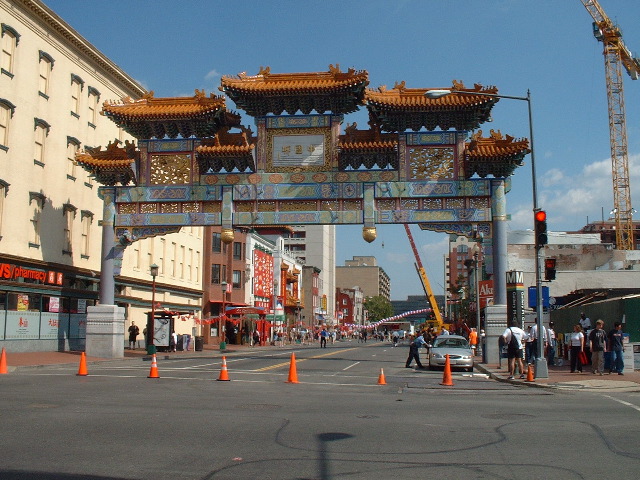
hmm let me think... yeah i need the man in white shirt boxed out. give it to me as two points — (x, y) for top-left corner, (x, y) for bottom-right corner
(502, 320), (527, 380)
(546, 322), (557, 366)
(579, 312), (591, 333)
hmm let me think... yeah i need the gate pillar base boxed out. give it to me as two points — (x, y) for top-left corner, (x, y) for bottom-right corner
(483, 304), (507, 366)
(86, 305), (125, 359)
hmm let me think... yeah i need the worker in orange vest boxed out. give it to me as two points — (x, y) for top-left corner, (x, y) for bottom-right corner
(469, 328), (478, 356)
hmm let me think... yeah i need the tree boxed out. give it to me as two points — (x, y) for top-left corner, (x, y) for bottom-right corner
(363, 295), (393, 324)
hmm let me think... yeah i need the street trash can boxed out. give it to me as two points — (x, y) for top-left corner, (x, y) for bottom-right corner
(195, 336), (204, 351)
(220, 341), (226, 351)
(146, 344), (157, 355)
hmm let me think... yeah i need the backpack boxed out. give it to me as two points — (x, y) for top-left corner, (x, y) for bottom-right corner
(508, 328), (519, 350)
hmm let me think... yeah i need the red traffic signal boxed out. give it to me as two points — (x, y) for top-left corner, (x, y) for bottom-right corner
(544, 258), (556, 281)
(534, 210), (547, 222)
(534, 210), (548, 247)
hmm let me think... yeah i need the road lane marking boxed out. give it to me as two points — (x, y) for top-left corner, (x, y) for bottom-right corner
(253, 347), (361, 371)
(343, 362), (360, 371)
(603, 395), (640, 412)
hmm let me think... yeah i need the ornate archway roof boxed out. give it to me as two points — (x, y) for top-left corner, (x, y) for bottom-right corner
(464, 129), (531, 178)
(220, 64), (369, 116)
(75, 140), (137, 186)
(337, 122), (398, 170)
(365, 80), (499, 132)
(102, 90), (240, 139)
(195, 126), (257, 174)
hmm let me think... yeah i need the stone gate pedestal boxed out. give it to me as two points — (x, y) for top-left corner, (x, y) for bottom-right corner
(483, 304), (507, 366)
(86, 305), (125, 359)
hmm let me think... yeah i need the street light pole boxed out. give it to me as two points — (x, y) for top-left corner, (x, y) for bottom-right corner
(148, 263), (159, 354)
(425, 88), (548, 378)
(220, 281), (227, 344)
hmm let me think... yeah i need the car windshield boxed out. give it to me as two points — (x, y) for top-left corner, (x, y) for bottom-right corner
(433, 338), (469, 349)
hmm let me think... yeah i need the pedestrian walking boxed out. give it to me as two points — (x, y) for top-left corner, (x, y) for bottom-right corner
(128, 321), (140, 350)
(405, 334), (424, 369)
(569, 324), (585, 373)
(589, 319), (607, 375)
(320, 328), (329, 348)
(468, 328), (478, 356)
(546, 322), (557, 366)
(608, 322), (625, 375)
(502, 321), (526, 379)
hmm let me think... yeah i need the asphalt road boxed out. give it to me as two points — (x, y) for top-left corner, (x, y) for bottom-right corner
(1, 341), (639, 479)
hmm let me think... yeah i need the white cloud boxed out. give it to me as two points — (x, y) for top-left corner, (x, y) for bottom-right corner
(509, 152), (640, 231)
(205, 69), (220, 80)
(543, 168), (564, 185)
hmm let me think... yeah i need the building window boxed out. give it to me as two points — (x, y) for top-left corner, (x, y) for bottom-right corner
(212, 232), (221, 252)
(63, 204), (76, 255)
(1, 24), (19, 77)
(67, 136), (80, 179)
(0, 180), (7, 238)
(195, 251), (200, 283)
(80, 210), (92, 258)
(29, 192), (45, 247)
(87, 90), (98, 127)
(0, 99), (15, 150)
(211, 264), (221, 284)
(233, 241), (242, 260)
(38, 51), (54, 98)
(232, 270), (241, 288)
(180, 245), (185, 279)
(169, 242), (177, 277)
(70, 74), (84, 117)
(159, 238), (165, 275)
(33, 118), (50, 166)
(188, 248), (193, 281)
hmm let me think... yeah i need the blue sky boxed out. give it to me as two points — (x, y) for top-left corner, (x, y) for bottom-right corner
(44, 0), (640, 300)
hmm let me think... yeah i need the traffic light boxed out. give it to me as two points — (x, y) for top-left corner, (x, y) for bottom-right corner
(545, 258), (557, 281)
(534, 210), (548, 248)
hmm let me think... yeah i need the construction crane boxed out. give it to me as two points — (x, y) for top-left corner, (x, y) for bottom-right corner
(403, 224), (443, 330)
(580, 0), (640, 250)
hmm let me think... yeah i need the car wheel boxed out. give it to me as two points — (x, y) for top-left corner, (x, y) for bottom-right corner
(467, 366), (474, 372)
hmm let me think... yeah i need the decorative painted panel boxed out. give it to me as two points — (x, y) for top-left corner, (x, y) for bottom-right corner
(149, 154), (192, 185)
(408, 147), (454, 180)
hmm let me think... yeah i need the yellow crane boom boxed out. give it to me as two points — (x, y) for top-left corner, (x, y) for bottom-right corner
(403, 224), (443, 329)
(580, 0), (640, 250)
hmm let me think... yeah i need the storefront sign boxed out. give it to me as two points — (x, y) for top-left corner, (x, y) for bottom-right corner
(0, 263), (63, 285)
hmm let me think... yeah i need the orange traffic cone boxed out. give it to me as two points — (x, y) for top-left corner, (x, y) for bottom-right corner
(377, 368), (386, 385)
(0, 347), (8, 374)
(440, 354), (454, 386)
(286, 353), (299, 384)
(76, 352), (88, 376)
(526, 363), (535, 382)
(147, 354), (160, 378)
(217, 356), (230, 381)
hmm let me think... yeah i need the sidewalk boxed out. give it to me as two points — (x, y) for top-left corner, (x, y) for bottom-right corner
(0, 343), (258, 371)
(475, 361), (640, 392)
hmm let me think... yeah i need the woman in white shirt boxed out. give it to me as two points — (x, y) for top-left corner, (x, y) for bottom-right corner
(569, 324), (585, 373)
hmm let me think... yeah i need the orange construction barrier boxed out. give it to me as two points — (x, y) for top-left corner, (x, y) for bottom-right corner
(526, 363), (535, 382)
(0, 347), (8, 374)
(217, 356), (230, 381)
(286, 353), (299, 384)
(147, 354), (160, 378)
(440, 354), (454, 386)
(76, 352), (88, 376)
(377, 368), (386, 385)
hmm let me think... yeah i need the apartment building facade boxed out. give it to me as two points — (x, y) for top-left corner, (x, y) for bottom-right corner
(0, 0), (203, 352)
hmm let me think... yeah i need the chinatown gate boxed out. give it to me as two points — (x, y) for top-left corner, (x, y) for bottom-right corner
(76, 66), (529, 362)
